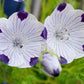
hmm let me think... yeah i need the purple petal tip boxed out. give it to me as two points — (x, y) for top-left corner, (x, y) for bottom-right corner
(41, 27), (47, 40)
(59, 56), (67, 64)
(0, 29), (2, 33)
(82, 44), (84, 51)
(82, 45), (84, 48)
(29, 57), (39, 66)
(57, 3), (66, 12)
(17, 11), (28, 21)
(0, 54), (9, 64)
(81, 14), (84, 22)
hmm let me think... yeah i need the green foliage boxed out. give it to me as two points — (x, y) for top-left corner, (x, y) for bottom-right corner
(0, 0), (84, 84)
(1, 57), (84, 84)
(40, 0), (61, 23)
(24, 0), (32, 13)
(0, 0), (7, 17)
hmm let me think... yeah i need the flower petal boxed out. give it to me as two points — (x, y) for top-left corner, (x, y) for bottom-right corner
(47, 40), (76, 63)
(67, 36), (84, 59)
(0, 34), (9, 50)
(8, 51), (25, 66)
(59, 43), (76, 63)
(64, 10), (84, 30)
(44, 3), (74, 27)
(8, 12), (44, 39)
(17, 43), (41, 68)
(0, 18), (14, 38)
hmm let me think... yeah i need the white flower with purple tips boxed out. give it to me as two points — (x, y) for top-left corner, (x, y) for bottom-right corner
(41, 53), (62, 77)
(0, 11), (44, 68)
(43, 3), (84, 63)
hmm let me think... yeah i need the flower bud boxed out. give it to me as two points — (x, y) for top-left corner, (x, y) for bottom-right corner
(41, 53), (62, 77)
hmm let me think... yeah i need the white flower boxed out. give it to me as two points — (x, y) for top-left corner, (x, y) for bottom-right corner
(14, 0), (24, 2)
(0, 11), (44, 68)
(44, 3), (84, 63)
(41, 53), (62, 77)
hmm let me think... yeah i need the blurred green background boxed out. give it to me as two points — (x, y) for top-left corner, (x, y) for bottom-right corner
(0, 0), (84, 84)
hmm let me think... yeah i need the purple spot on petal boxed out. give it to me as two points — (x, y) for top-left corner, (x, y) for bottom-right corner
(29, 57), (39, 66)
(52, 69), (59, 77)
(81, 14), (84, 22)
(82, 44), (84, 48)
(0, 54), (9, 64)
(17, 11), (28, 21)
(41, 27), (47, 40)
(59, 56), (67, 64)
(82, 44), (84, 51)
(0, 29), (2, 33)
(57, 3), (66, 12)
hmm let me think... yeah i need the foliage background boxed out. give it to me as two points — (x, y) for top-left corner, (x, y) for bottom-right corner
(0, 0), (84, 84)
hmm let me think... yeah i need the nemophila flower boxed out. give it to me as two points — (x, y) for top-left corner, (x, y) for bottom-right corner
(43, 3), (84, 63)
(14, 0), (24, 2)
(0, 11), (44, 68)
(41, 53), (62, 77)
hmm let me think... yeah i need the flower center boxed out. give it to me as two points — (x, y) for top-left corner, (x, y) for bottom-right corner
(56, 28), (70, 41)
(13, 38), (23, 48)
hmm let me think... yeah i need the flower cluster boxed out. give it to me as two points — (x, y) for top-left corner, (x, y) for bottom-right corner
(0, 3), (84, 77)
(41, 3), (84, 76)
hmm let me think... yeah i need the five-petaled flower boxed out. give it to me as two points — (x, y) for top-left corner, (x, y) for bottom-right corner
(43, 3), (84, 63)
(0, 11), (44, 68)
